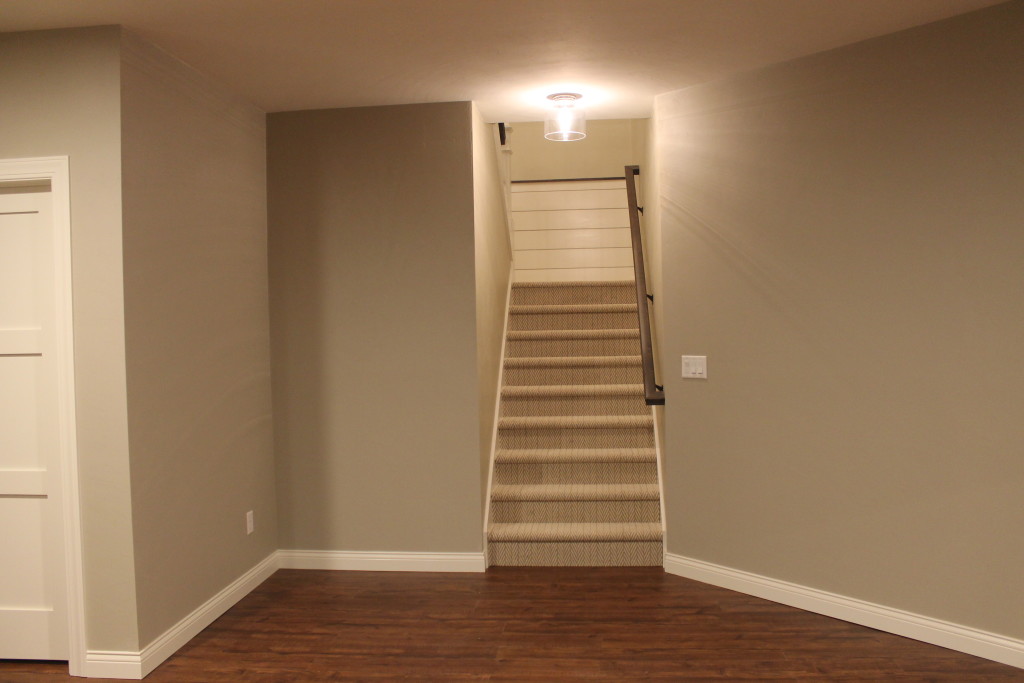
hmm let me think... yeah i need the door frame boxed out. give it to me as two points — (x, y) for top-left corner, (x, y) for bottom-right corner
(0, 156), (86, 676)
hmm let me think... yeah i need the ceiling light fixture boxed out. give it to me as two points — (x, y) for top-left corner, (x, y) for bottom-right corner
(544, 93), (586, 142)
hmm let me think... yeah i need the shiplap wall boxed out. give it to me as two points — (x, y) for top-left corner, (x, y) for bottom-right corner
(510, 179), (634, 282)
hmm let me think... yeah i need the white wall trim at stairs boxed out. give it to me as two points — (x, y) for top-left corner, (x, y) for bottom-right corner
(279, 550), (486, 573)
(482, 262), (515, 564)
(651, 406), (667, 551)
(83, 552), (280, 679)
(664, 553), (1024, 670)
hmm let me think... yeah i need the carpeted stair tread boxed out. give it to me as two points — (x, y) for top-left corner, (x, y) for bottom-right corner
(512, 280), (634, 289)
(491, 483), (660, 501)
(502, 384), (643, 398)
(488, 522), (662, 542)
(510, 303), (637, 314)
(499, 415), (653, 430)
(487, 541), (663, 566)
(489, 499), (661, 523)
(505, 355), (640, 368)
(507, 328), (640, 341)
(489, 276), (663, 566)
(496, 448), (656, 463)
(511, 282), (636, 307)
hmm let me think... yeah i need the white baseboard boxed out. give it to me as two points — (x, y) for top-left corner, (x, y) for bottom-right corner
(278, 549), (486, 573)
(664, 553), (1024, 670)
(138, 551), (280, 676)
(83, 552), (280, 679)
(79, 549), (482, 678)
(82, 650), (143, 679)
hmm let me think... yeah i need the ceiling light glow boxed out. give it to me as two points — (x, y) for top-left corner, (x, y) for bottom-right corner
(544, 93), (586, 142)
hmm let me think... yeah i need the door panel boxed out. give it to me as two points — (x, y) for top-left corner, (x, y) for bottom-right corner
(0, 497), (49, 606)
(0, 202), (44, 328)
(0, 187), (68, 661)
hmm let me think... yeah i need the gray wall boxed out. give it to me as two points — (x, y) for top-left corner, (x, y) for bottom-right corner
(0, 26), (140, 652)
(656, 2), (1024, 639)
(269, 102), (483, 553)
(120, 31), (277, 645)
(472, 106), (513, 504)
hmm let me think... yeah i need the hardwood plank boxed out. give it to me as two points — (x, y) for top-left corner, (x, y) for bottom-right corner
(2, 567), (1021, 681)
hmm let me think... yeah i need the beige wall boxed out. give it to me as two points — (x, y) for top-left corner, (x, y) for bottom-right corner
(656, 1), (1024, 639)
(119, 31), (277, 645)
(639, 118), (660, 353)
(638, 118), (666, 470)
(269, 102), (483, 553)
(0, 26), (140, 652)
(472, 106), (513, 503)
(509, 119), (648, 181)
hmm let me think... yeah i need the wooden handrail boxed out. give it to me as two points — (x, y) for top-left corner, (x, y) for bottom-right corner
(624, 165), (664, 406)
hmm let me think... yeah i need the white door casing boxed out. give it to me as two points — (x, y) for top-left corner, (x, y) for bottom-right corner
(0, 157), (84, 674)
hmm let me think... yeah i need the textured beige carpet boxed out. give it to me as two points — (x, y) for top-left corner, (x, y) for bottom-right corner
(487, 281), (664, 566)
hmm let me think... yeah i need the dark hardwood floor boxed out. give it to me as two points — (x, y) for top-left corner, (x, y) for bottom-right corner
(3, 567), (1021, 681)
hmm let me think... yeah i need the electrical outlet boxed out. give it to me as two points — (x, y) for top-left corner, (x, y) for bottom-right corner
(246, 510), (254, 535)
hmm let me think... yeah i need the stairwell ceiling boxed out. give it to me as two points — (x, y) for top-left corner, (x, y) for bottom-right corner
(0, 0), (1006, 121)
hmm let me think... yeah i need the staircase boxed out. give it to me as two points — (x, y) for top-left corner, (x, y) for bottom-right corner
(486, 280), (664, 566)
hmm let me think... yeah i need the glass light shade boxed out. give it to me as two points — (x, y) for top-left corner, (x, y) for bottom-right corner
(544, 95), (586, 141)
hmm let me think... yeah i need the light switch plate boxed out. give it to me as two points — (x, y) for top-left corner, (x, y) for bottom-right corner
(682, 355), (707, 379)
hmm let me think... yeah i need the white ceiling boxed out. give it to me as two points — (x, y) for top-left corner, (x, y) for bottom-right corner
(0, 0), (1005, 121)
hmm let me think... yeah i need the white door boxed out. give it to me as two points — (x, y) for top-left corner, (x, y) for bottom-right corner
(0, 184), (69, 660)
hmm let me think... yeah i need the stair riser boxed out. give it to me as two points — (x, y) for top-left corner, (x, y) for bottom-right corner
(503, 365), (641, 386)
(489, 500), (661, 524)
(511, 285), (634, 306)
(505, 338), (640, 358)
(501, 396), (647, 417)
(508, 311), (638, 331)
(495, 462), (658, 485)
(487, 541), (663, 567)
(498, 428), (654, 449)
(496, 449), (656, 465)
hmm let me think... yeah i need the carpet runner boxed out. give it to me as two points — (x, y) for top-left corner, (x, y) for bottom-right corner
(487, 281), (664, 566)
